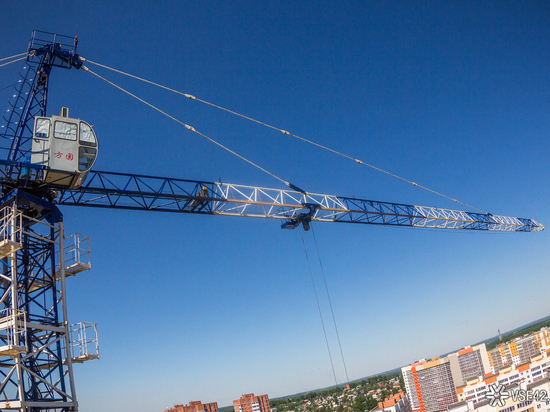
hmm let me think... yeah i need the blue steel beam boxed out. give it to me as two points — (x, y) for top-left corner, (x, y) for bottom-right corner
(49, 169), (544, 232)
(0, 162), (543, 232)
(0, 31), (81, 166)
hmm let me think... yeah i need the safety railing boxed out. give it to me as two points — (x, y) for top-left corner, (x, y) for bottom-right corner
(68, 322), (99, 363)
(57, 233), (91, 276)
(0, 207), (22, 259)
(0, 308), (27, 356)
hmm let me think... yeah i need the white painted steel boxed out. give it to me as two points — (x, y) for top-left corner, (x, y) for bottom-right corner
(207, 183), (543, 231)
(58, 222), (79, 409)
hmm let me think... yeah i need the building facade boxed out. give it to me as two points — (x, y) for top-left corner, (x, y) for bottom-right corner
(449, 377), (550, 412)
(488, 329), (550, 373)
(165, 401), (218, 412)
(454, 347), (488, 382)
(371, 391), (412, 412)
(402, 357), (459, 412)
(456, 353), (550, 403)
(403, 365), (421, 411)
(233, 394), (270, 412)
(401, 344), (491, 412)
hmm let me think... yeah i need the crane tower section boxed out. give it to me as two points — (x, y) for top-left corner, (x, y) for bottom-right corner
(0, 31), (99, 411)
(0, 193), (99, 410)
(0, 197), (72, 410)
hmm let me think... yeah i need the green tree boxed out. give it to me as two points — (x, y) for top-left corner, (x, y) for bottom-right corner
(353, 395), (367, 412)
(365, 397), (377, 410)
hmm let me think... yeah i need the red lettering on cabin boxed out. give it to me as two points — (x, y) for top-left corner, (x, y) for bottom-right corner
(54, 152), (63, 159)
(66, 153), (74, 161)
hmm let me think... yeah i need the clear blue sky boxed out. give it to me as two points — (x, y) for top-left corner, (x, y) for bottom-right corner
(1, 1), (549, 411)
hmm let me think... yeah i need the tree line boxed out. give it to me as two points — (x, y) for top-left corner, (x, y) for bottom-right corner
(269, 371), (405, 412)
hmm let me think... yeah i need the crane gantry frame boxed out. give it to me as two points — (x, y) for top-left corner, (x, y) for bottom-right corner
(0, 30), (543, 412)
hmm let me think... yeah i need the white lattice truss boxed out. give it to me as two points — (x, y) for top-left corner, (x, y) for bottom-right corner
(211, 183), (542, 231)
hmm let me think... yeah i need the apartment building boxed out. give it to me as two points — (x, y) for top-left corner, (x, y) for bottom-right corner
(488, 336), (539, 372)
(449, 377), (550, 412)
(534, 327), (550, 354)
(488, 329), (550, 373)
(402, 357), (459, 412)
(455, 353), (550, 404)
(233, 394), (270, 412)
(403, 364), (422, 411)
(165, 401), (218, 412)
(371, 391), (412, 412)
(402, 344), (491, 412)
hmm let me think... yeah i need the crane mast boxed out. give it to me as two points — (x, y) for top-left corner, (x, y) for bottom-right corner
(0, 30), (543, 412)
(0, 32), (90, 412)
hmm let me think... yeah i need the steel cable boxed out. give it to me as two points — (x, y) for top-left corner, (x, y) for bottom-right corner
(82, 65), (294, 189)
(82, 57), (487, 214)
(301, 231), (339, 388)
(311, 225), (350, 385)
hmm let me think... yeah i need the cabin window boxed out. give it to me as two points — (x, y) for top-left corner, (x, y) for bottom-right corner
(79, 146), (97, 171)
(79, 122), (97, 146)
(35, 118), (50, 138)
(54, 121), (77, 141)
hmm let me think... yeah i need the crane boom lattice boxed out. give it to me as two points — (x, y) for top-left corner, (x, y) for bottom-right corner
(52, 170), (543, 232)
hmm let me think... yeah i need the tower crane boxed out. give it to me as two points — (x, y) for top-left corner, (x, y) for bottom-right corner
(0, 31), (543, 412)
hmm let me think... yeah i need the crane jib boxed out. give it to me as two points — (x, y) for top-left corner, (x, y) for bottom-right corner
(0, 161), (543, 232)
(57, 170), (544, 233)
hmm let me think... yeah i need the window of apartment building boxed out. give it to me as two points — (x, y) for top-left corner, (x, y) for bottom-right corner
(517, 401), (532, 409)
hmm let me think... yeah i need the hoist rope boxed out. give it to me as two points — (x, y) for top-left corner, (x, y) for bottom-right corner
(311, 226), (350, 385)
(301, 231), (339, 388)
(81, 65), (293, 189)
(0, 52), (26, 63)
(0, 57), (26, 68)
(81, 58), (487, 214)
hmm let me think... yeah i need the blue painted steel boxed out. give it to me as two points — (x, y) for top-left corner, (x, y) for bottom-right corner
(0, 31), (81, 167)
(0, 31), (81, 411)
(0, 192), (74, 409)
(37, 168), (541, 232)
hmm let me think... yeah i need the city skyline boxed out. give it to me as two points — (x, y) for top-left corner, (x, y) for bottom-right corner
(173, 317), (549, 409)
